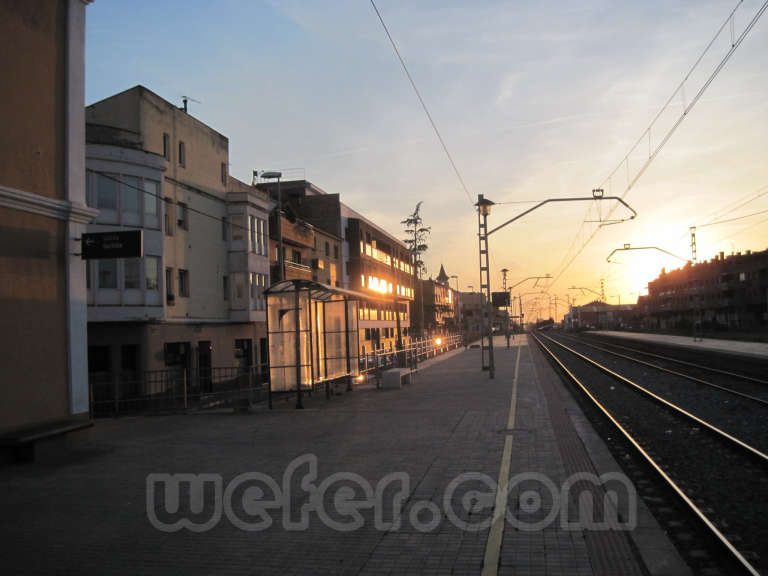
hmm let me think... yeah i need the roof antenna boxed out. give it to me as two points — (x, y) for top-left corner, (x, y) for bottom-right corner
(180, 95), (201, 113)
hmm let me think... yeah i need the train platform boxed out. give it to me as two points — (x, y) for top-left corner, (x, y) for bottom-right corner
(591, 330), (768, 359)
(0, 336), (688, 575)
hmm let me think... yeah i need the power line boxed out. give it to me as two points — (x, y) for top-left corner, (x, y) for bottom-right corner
(676, 182), (768, 239)
(698, 207), (768, 228)
(716, 214), (768, 243)
(548, 0), (768, 289)
(369, 0), (474, 208)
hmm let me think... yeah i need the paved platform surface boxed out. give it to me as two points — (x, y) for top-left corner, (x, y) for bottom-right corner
(592, 330), (768, 359)
(0, 336), (685, 575)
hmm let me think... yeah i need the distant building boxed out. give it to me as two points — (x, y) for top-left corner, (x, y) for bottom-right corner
(644, 249), (768, 331)
(565, 301), (637, 330)
(459, 291), (485, 336)
(85, 86), (270, 386)
(0, 0), (97, 435)
(414, 265), (459, 336)
(259, 180), (415, 353)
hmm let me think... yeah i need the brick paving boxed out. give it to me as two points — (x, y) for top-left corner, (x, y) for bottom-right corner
(0, 336), (672, 575)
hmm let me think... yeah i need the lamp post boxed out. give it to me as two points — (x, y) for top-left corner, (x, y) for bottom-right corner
(260, 171), (284, 281)
(476, 195), (495, 377)
(476, 190), (636, 377)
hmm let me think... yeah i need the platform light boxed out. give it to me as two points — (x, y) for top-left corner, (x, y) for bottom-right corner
(435, 337), (442, 346)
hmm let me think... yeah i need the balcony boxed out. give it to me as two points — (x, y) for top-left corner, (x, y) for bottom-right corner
(272, 260), (312, 281)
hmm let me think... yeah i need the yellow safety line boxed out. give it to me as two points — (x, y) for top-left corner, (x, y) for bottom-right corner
(482, 341), (522, 576)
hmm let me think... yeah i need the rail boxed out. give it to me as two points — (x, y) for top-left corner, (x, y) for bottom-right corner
(532, 331), (762, 576)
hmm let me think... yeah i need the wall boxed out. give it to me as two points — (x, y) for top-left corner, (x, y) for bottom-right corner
(0, 209), (69, 431)
(0, 0), (67, 202)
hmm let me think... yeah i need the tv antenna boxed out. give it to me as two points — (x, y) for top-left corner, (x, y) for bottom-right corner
(180, 95), (201, 113)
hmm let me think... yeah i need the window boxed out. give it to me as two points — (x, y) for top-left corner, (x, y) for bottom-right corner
(325, 241), (330, 256)
(223, 275), (230, 300)
(96, 173), (118, 210)
(334, 244), (339, 259)
(86, 261), (91, 289)
(121, 345), (138, 373)
(222, 217), (228, 241)
(163, 133), (170, 160)
(165, 268), (174, 301)
(177, 202), (188, 229)
(232, 215), (244, 241)
(121, 176), (140, 216)
(250, 215), (257, 252)
(143, 180), (159, 217)
(291, 250), (301, 264)
(145, 257), (159, 291)
(178, 269), (189, 297)
(256, 218), (266, 255)
(164, 199), (174, 235)
(124, 258), (141, 289)
(251, 273), (267, 310)
(98, 259), (117, 289)
(233, 272), (245, 300)
(178, 140), (186, 167)
(221, 162), (227, 186)
(86, 173), (93, 207)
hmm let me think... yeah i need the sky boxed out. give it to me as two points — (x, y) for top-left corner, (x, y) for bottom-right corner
(85, 0), (768, 313)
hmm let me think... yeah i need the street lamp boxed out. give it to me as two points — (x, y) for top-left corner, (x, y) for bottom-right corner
(475, 195), (496, 377)
(476, 191), (636, 378)
(260, 171), (284, 281)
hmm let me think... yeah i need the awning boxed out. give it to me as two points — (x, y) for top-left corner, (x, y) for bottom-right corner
(265, 279), (407, 303)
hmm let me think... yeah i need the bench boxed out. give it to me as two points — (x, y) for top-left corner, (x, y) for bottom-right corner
(0, 419), (93, 463)
(381, 368), (418, 389)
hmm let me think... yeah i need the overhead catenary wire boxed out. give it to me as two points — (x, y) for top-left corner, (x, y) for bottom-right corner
(548, 0), (768, 290)
(697, 207), (768, 228)
(369, 0), (474, 208)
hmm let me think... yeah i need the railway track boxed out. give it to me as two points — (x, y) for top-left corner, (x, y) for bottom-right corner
(557, 332), (768, 407)
(575, 332), (768, 388)
(533, 331), (768, 576)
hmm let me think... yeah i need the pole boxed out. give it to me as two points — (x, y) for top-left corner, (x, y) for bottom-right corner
(477, 205), (485, 370)
(501, 268), (510, 348)
(482, 209), (495, 378)
(277, 177), (284, 281)
(294, 288), (303, 409)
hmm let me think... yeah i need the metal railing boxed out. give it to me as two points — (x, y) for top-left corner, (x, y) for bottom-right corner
(91, 334), (466, 415)
(359, 333), (464, 387)
(91, 364), (270, 417)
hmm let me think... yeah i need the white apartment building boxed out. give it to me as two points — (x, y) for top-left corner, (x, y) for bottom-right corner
(85, 86), (270, 384)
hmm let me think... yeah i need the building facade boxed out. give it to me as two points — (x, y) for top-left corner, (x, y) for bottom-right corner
(85, 87), (270, 389)
(415, 265), (458, 336)
(0, 0), (97, 433)
(259, 180), (415, 354)
(644, 249), (768, 331)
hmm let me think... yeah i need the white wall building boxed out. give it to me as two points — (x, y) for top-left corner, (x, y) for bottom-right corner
(84, 87), (270, 390)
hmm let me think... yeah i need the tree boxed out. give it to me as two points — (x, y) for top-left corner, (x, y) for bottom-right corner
(402, 202), (430, 337)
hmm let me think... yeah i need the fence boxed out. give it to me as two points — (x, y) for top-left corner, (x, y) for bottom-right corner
(90, 364), (270, 417)
(359, 334), (464, 381)
(90, 334), (464, 416)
